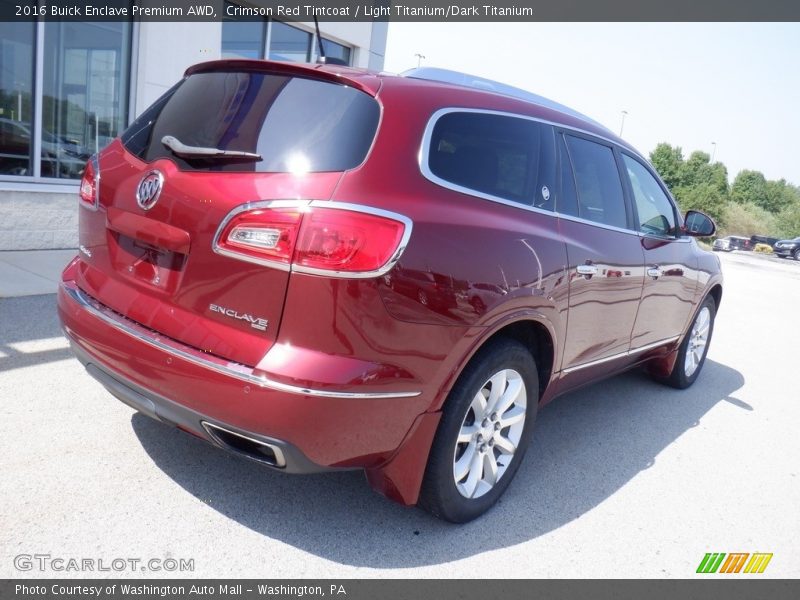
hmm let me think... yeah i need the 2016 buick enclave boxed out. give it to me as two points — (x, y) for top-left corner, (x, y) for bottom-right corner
(58, 61), (722, 522)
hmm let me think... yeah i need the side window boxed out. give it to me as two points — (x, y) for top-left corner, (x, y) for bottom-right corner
(622, 154), (678, 237)
(564, 135), (627, 229)
(557, 134), (579, 217)
(427, 112), (556, 209)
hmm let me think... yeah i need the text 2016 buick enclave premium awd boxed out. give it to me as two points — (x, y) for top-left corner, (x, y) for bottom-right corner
(58, 61), (722, 522)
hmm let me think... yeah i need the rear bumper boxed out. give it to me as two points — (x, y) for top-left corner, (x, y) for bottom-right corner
(70, 341), (325, 473)
(57, 278), (429, 471)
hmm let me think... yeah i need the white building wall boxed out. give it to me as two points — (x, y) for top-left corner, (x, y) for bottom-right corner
(133, 22), (222, 117)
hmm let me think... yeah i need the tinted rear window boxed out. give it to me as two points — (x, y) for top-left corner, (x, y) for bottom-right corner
(563, 135), (627, 229)
(427, 112), (556, 209)
(120, 71), (380, 172)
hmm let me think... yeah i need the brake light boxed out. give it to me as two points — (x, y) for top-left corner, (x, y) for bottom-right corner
(214, 202), (411, 276)
(79, 156), (99, 210)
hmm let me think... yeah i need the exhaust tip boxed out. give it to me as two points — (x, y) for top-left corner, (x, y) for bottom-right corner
(201, 421), (286, 468)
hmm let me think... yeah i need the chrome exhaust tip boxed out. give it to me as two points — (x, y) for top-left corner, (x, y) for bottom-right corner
(201, 421), (286, 468)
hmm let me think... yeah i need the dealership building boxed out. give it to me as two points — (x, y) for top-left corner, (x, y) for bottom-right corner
(0, 11), (387, 250)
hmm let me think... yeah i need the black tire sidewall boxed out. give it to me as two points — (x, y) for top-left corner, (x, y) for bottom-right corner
(670, 296), (716, 388)
(419, 339), (539, 523)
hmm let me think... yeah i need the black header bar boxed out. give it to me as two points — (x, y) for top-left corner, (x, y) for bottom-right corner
(2, 0), (800, 22)
(3, 579), (800, 600)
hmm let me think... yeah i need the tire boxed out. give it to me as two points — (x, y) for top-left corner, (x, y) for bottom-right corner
(794, 250), (800, 261)
(418, 338), (539, 523)
(654, 295), (716, 389)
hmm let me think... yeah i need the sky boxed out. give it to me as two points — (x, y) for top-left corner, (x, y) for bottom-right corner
(384, 23), (800, 186)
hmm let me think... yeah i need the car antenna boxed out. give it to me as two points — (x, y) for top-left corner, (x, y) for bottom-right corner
(313, 16), (348, 66)
(313, 16), (326, 63)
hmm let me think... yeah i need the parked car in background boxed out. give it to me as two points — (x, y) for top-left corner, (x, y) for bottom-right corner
(751, 234), (779, 248)
(773, 237), (800, 260)
(58, 61), (723, 522)
(0, 117), (90, 177)
(713, 235), (752, 252)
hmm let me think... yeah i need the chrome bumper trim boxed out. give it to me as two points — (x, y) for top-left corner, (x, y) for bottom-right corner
(63, 283), (421, 399)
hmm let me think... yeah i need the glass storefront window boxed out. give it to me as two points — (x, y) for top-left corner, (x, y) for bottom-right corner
(268, 22), (311, 62)
(222, 1), (266, 59)
(321, 38), (351, 66)
(42, 22), (131, 179)
(0, 22), (35, 176)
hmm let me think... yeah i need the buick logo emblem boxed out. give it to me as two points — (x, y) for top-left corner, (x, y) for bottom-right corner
(136, 170), (164, 210)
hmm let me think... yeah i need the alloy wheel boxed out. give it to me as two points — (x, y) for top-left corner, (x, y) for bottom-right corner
(452, 368), (527, 499)
(684, 307), (711, 377)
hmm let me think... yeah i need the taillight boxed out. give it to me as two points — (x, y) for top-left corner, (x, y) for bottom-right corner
(213, 201), (411, 277)
(215, 206), (304, 269)
(294, 207), (406, 274)
(79, 155), (99, 210)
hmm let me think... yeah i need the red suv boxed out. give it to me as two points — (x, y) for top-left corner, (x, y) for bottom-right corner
(58, 61), (722, 522)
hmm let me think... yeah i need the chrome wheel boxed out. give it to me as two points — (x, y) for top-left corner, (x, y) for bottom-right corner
(453, 368), (527, 499)
(684, 307), (711, 377)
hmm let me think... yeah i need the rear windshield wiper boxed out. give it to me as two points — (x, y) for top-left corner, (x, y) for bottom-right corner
(161, 135), (262, 161)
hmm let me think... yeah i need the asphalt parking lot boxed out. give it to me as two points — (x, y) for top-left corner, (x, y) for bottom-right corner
(1, 250), (798, 578)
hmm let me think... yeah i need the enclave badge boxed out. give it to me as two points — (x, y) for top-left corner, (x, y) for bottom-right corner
(136, 170), (164, 210)
(209, 303), (269, 331)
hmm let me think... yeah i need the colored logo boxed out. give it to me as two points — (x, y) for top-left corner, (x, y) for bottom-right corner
(696, 552), (773, 574)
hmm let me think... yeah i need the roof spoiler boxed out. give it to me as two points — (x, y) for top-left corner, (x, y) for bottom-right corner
(185, 59), (380, 96)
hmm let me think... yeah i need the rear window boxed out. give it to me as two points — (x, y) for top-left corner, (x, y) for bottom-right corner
(120, 71), (380, 172)
(426, 111), (556, 209)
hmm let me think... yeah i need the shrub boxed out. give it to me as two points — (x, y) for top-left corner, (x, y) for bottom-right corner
(720, 202), (778, 238)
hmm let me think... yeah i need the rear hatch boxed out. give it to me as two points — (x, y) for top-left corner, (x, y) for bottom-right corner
(75, 63), (381, 367)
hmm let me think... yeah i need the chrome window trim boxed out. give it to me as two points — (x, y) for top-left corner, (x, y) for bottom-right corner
(212, 199), (414, 279)
(63, 283), (421, 399)
(418, 107), (673, 239)
(561, 335), (681, 375)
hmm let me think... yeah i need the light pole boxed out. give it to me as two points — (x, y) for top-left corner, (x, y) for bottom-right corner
(710, 142), (717, 163)
(619, 110), (628, 137)
(414, 53), (426, 68)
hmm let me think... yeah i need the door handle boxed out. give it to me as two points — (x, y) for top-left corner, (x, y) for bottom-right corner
(576, 264), (598, 276)
(647, 266), (662, 279)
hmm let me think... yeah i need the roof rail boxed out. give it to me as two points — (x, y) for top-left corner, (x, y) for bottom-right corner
(401, 67), (608, 131)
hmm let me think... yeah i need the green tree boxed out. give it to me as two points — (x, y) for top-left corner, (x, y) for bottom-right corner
(764, 179), (800, 214)
(776, 201), (800, 238)
(731, 170), (769, 210)
(682, 151), (728, 196)
(677, 182), (727, 224)
(649, 143), (684, 192)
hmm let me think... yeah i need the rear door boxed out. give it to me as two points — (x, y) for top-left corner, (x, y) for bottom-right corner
(557, 132), (644, 372)
(76, 68), (380, 367)
(620, 153), (696, 348)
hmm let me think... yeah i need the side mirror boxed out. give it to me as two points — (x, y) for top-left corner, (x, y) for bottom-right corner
(683, 210), (716, 237)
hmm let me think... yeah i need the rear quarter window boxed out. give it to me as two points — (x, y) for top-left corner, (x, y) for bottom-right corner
(425, 111), (556, 209)
(120, 71), (380, 173)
